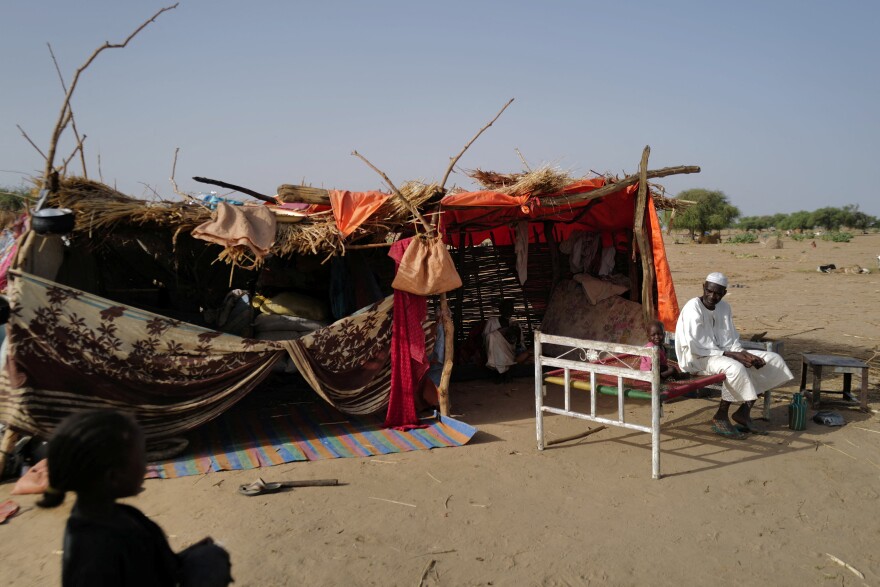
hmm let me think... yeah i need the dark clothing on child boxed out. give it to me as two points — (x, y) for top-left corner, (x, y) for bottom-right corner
(63, 503), (180, 587)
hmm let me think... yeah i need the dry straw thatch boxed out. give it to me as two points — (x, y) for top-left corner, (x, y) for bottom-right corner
(466, 165), (684, 210)
(40, 165), (685, 268)
(467, 165), (573, 198)
(46, 176), (439, 263)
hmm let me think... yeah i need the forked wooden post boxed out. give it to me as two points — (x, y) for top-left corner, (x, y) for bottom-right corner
(632, 146), (656, 326)
(433, 99), (514, 416)
(436, 294), (454, 416)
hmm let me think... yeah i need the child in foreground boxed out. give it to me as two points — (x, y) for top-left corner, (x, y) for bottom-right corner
(38, 410), (233, 587)
(640, 320), (680, 380)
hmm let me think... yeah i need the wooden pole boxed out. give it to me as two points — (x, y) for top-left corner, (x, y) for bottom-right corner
(351, 150), (452, 413)
(430, 103), (513, 416)
(632, 146), (656, 326)
(627, 229), (639, 303)
(47, 43), (88, 178)
(349, 101), (515, 417)
(453, 232), (466, 346)
(436, 293), (454, 416)
(192, 176), (275, 203)
(431, 101), (515, 416)
(276, 184), (331, 205)
(342, 241), (395, 250)
(434, 212), (454, 416)
(42, 4), (178, 192)
(544, 221), (561, 290)
(541, 165), (700, 207)
(439, 98), (515, 189)
(351, 151), (433, 233)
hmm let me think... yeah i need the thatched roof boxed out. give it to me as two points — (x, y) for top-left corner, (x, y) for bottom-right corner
(464, 166), (691, 211)
(39, 163), (692, 267)
(47, 177), (439, 260)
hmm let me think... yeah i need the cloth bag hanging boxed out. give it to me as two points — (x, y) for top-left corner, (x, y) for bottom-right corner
(391, 235), (462, 295)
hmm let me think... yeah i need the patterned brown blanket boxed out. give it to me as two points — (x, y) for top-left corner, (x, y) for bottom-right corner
(0, 271), (423, 439)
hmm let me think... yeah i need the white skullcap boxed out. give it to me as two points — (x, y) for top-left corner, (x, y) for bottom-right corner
(706, 272), (728, 287)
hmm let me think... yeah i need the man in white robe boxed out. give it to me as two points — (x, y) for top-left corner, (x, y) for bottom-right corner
(675, 272), (793, 438)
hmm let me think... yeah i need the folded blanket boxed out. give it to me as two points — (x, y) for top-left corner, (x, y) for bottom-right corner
(573, 273), (629, 305)
(192, 203), (276, 259)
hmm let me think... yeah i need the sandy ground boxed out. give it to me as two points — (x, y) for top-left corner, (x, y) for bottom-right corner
(2, 233), (879, 587)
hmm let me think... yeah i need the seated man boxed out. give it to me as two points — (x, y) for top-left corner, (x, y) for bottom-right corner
(483, 299), (531, 380)
(675, 272), (793, 438)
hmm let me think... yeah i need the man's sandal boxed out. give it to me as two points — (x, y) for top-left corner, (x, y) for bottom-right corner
(711, 421), (747, 440)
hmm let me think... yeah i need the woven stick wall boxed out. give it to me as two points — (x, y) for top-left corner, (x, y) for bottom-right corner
(448, 231), (554, 349)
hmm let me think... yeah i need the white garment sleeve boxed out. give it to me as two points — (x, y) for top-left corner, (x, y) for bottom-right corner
(716, 301), (744, 352)
(676, 299), (725, 359)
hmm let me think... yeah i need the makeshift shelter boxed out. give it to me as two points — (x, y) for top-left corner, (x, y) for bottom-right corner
(0, 152), (699, 475)
(0, 177), (443, 461)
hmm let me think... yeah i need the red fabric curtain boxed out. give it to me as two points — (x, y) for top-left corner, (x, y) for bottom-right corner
(385, 238), (429, 429)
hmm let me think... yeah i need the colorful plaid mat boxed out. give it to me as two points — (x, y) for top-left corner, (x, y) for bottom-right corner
(147, 402), (477, 479)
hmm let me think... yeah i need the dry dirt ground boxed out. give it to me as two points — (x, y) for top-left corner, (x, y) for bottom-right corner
(2, 233), (879, 586)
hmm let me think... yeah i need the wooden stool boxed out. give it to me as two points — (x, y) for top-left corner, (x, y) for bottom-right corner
(799, 353), (869, 410)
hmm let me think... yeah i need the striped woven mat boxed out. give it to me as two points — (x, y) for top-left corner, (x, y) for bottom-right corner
(147, 401), (477, 479)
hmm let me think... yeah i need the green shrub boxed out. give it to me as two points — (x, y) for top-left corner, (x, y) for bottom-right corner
(789, 233), (809, 241)
(727, 232), (758, 244)
(820, 232), (853, 242)
(0, 186), (32, 212)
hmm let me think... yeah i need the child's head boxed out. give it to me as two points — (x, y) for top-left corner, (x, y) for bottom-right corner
(646, 320), (665, 346)
(37, 410), (146, 508)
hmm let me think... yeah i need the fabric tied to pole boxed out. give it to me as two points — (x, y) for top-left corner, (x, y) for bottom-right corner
(329, 190), (390, 238)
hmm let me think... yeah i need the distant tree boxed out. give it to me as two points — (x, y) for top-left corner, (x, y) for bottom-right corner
(727, 205), (876, 236)
(839, 204), (877, 232)
(778, 210), (813, 231)
(737, 215), (771, 231)
(770, 213), (788, 229)
(673, 189), (740, 240)
(0, 185), (32, 212)
(810, 206), (847, 231)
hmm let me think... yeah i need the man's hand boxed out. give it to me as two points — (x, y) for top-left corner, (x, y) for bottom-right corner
(724, 350), (765, 369)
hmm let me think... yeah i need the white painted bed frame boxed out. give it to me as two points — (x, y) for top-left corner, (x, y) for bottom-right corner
(534, 331), (664, 479)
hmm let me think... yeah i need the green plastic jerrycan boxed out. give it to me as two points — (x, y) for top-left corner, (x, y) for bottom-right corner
(788, 392), (808, 431)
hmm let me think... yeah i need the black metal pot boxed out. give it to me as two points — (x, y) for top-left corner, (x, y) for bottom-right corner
(31, 208), (75, 235)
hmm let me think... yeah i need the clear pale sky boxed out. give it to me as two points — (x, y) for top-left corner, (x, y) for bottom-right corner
(2, 1), (878, 216)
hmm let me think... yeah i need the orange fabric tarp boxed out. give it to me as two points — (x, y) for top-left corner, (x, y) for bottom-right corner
(329, 190), (391, 238)
(441, 180), (639, 247)
(648, 197), (680, 329)
(439, 177), (680, 325)
(440, 190), (530, 208)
